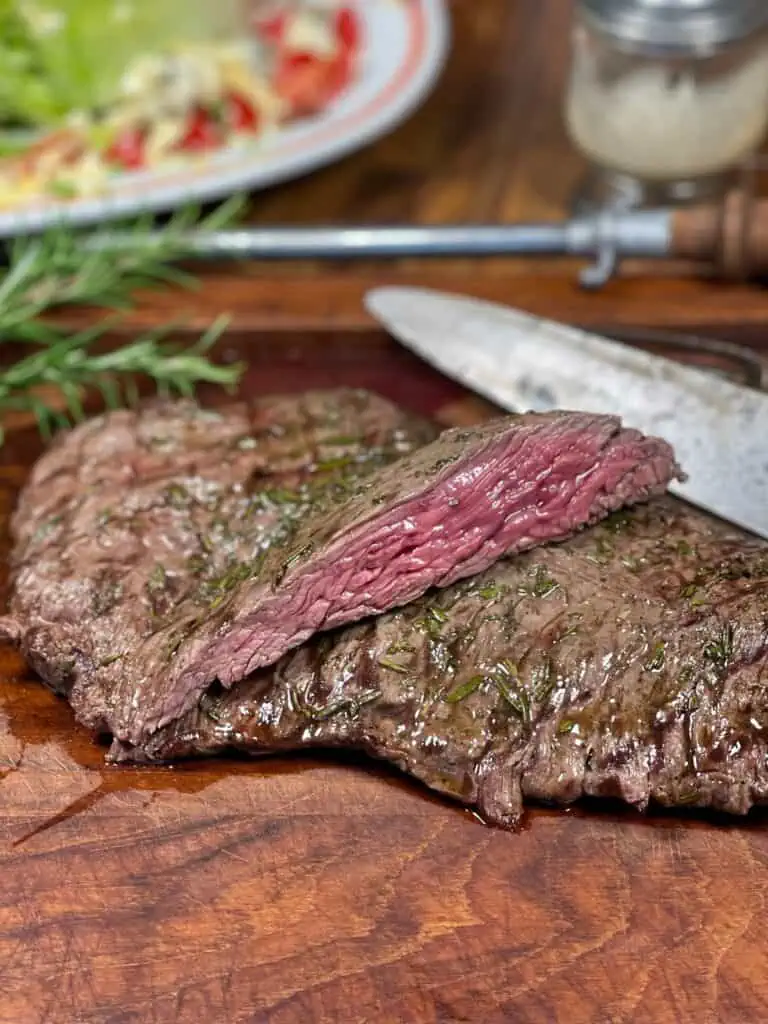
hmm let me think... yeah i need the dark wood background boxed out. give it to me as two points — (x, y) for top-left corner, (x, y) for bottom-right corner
(4, 2), (768, 1022)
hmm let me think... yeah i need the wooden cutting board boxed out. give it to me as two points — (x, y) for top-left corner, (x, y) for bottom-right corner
(2, 327), (767, 1024)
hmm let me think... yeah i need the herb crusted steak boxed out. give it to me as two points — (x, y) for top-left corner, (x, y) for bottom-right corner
(116, 500), (768, 827)
(1, 389), (437, 721)
(1, 394), (681, 754)
(123, 407), (681, 743)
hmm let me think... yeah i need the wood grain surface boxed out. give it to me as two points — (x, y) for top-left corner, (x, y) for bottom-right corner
(1, 327), (768, 1024)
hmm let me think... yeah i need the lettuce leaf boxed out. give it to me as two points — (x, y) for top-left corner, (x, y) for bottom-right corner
(0, 0), (243, 128)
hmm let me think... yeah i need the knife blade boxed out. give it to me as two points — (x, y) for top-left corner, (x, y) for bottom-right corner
(365, 286), (768, 539)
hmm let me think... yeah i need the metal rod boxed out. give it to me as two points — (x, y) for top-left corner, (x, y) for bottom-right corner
(84, 224), (569, 260)
(81, 211), (674, 264)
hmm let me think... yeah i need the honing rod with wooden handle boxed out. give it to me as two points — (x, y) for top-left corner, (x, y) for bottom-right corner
(81, 190), (768, 291)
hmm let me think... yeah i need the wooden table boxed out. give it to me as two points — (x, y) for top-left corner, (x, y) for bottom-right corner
(4, 3), (768, 1022)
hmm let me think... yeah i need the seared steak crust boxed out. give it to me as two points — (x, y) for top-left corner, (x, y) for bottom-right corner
(117, 500), (768, 829)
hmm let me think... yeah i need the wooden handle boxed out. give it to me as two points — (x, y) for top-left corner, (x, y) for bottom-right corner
(671, 191), (768, 280)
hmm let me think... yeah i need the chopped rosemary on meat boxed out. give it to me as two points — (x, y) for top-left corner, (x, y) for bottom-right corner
(199, 556), (266, 610)
(553, 616), (582, 644)
(164, 483), (190, 508)
(322, 435), (360, 447)
(315, 455), (357, 473)
(432, 455), (459, 472)
(703, 624), (735, 672)
(378, 657), (409, 675)
(445, 675), (485, 703)
(415, 607), (447, 640)
(275, 542), (316, 584)
(489, 659), (532, 725)
(646, 641), (667, 672)
(520, 565), (560, 599)
(531, 657), (556, 701)
(386, 639), (416, 656)
(99, 652), (125, 667)
(295, 686), (382, 722)
(444, 658), (536, 726)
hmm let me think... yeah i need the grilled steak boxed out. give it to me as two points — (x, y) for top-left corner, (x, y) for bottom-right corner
(1, 389), (437, 722)
(1, 396), (680, 751)
(116, 499), (768, 827)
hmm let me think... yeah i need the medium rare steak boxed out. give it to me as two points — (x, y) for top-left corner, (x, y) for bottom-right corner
(1, 397), (681, 751)
(1, 388), (437, 718)
(117, 500), (768, 827)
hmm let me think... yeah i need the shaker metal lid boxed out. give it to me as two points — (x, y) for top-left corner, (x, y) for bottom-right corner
(579, 0), (768, 54)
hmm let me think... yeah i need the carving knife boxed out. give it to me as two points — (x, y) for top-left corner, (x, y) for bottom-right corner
(365, 286), (768, 539)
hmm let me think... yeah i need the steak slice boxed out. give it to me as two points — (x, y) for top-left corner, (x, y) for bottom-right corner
(1, 388), (437, 717)
(116, 499), (768, 828)
(110, 409), (681, 745)
(2, 396), (680, 751)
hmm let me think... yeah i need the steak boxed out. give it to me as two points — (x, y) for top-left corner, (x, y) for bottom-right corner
(1, 389), (437, 719)
(116, 499), (768, 828)
(1, 396), (680, 751)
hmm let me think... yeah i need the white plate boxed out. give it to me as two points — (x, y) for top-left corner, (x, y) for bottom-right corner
(0, 0), (450, 238)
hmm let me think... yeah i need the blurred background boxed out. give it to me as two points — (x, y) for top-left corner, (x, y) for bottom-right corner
(3, 0), (768, 355)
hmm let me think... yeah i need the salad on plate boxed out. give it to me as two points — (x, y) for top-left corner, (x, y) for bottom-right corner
(0, 0), (362, 206)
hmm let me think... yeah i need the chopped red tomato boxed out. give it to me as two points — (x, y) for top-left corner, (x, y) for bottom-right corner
(105, 127), (145, 170)
(254, 11), (287, 44)
(227, 91), (260, 133)
(275, 44), (355, 117)
(335, 7), (359, 51)
(178, 107), (222, 151)
(275, 51), (332, 117)
(327, 49), (353, 98)
(256, 5), (359, 117)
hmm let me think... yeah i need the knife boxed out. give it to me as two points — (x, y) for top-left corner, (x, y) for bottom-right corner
(365, 286), (768, 539)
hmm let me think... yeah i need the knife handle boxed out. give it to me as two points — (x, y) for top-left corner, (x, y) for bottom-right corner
(671, 190), (768, 281)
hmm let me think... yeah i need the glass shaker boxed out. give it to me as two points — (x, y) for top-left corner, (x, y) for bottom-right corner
(565, 0), (768, 208)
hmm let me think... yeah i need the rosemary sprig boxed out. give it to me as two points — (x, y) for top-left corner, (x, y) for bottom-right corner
(0, 197), (244, 339)
(0, 316), (239, 442)
(0, 198), (247, 442)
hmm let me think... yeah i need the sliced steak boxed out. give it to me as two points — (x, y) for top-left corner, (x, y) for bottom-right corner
(2, 395), (680, 751)
(1, 388), (437, 717)
(111, 409), (681, 745)
(117, 499), (768, 826)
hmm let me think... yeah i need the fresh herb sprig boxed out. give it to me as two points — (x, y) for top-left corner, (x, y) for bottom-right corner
(0, 317), (238, 442)
(0, 198), (246, 442)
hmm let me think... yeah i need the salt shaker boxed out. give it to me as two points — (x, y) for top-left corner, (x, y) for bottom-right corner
(565, 0), (768, 207)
